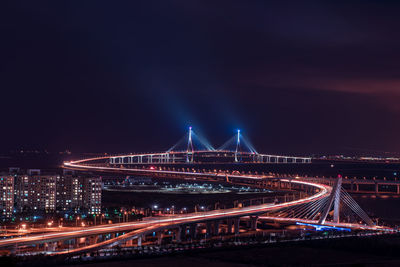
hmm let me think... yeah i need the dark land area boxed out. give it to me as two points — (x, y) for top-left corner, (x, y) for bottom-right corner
(3, 233), (400, 266)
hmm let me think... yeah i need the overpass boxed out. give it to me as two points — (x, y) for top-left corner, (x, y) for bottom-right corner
(1, 158), (381, 256)
(1, 128), (393, 256)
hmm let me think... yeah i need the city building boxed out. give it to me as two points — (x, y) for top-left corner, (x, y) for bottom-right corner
(0, 176), (14, 219)
(56, 175), (82, 213)
(82, 177), (102, 215)
(3, 169), (103, 218)
(56, 174), (102, 215)
(14, 175), (29, 212)
(14, 173), (56, 213)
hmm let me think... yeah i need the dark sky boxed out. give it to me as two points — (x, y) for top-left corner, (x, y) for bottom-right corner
(1, 1), (400, 155)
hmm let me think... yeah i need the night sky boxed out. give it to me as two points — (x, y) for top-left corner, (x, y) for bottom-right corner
(2, 1), (400, 155)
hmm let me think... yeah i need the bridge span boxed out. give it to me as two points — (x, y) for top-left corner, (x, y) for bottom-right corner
(107, 150), (312, 165)
(0, 144), (392, 256)
(0, 158), (378, 255)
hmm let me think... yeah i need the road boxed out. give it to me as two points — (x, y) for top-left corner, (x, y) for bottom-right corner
(0, 177), (330, 250)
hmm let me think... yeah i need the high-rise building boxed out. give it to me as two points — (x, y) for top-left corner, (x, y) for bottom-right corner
(33, 175), (57, 212)
(82, 177), (102, 215)
(56, 175), (102, 215)
(12, 170), (102, 217)
(56, 175), (82, 212)
(14, 175), (29, 212)
(0, 176), (14, 219)
(15, 173), (56, 213)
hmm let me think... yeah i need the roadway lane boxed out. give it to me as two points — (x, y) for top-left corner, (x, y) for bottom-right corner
(0, 178), (330, 249)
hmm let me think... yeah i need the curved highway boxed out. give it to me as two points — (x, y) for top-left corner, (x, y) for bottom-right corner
(0, 155), (388, 255)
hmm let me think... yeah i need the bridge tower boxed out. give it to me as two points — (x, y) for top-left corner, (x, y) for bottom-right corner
(186, 127), (194, 163)
(333, 177), (342, 223)
(234, 129), (241, 162)
(316, 176), (374, 226)
(318, 176), (342, 225)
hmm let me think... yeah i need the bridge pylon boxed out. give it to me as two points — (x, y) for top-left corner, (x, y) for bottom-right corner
(235, 129), (241, 162)
(218, 129), (257, 161)
(267, 176), (374, 227)
(319, 177), (342, 225)
(186, 127), (194, 163)
(317, 176), (374, 226)
(167, 127), (214, 159)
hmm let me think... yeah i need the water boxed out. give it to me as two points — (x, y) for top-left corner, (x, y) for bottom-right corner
(354, 194), (400, 224)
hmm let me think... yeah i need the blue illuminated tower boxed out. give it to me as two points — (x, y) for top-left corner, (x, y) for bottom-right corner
(186, 127), (194, 163)
(235, 129), (241, 162)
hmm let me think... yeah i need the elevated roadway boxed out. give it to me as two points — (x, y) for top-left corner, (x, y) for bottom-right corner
(0, 156), (389, 255)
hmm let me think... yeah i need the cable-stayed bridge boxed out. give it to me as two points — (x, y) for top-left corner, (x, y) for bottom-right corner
(107, 127), (311, 165)
(263, 177), (374, 227)
(0, 168), (392, 256)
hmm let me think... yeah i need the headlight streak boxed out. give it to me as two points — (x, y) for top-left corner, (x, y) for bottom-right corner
(0, 156), (391, 254)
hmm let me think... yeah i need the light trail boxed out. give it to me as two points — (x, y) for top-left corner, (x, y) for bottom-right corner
(0, 160), (330, 249)
(0, 156), (389, 255)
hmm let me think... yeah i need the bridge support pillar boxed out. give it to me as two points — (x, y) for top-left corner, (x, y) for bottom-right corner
(375, 183), (379, 194)
(157, 232), (163, 246)
(74, 238), (80, 248)
(250, 216), (258, 231)
(397, 184), (400, 194)
(125, 239), (133, 247)
(175, 227), (182, 242)
(66, 240), (73, 250)
(206, 222), (213, 236)
(190, 224), (197, 239)
(180, 225), (187, 240)
(227, 219), (233, 234)
(213, 220), (220, 235)
(89, 235), (99, 245)
(137, 236), (142, 247)
(234, 218), (240, 235)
